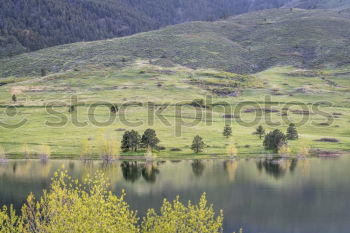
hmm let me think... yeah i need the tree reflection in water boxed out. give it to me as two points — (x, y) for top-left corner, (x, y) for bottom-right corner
(142, 162), (160, 183)
(121, 161), (142, 183)
(223, 160), (238, 182)
(256, 158), (291, 179)
(192, 160), (205, 177)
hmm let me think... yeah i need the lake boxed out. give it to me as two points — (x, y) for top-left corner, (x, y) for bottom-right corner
(1, 157), (350, 233)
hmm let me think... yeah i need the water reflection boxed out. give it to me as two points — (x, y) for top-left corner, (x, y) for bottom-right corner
(121, 161), (142, 183)
(256, 158), (289, 179)
(223, 160), (238, 182)
(142, 162), (160, 183)
(1, 157), (350, 233)
(192, 160), (205, 177)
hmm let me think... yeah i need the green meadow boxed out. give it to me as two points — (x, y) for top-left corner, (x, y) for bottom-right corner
(0, 62), (350, 158)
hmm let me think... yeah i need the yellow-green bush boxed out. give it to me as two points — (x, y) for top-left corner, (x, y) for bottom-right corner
(0, 169), (224, 233)
(141, 194), (223, 233)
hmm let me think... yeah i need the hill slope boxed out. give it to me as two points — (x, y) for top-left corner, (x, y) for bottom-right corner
(2, 0), (350, 58)
(284, 0), (350, 9)
(1, 8), (350, 77)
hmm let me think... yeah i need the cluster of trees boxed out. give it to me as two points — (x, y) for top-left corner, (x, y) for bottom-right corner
(259, 123), (299, 152)
(0, 0), (292, 57)
(0, 170), (225, 232)
(121, 129), (160, 152)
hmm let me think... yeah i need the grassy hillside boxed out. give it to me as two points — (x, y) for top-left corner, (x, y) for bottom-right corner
(0, 62), (349, 158)
(0, 0), (292, 58)
(1, 9), (350, 77)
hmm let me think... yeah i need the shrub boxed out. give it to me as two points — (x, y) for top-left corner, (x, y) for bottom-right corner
(170, 148), (182, 152)
(141, 193), (223, 233)
(223, 125), (232, 138)
(21, 170), (139, 233)
(110, 105), (118, 113)
(11, 94), (17, 103)
(98, 136), (119, 161)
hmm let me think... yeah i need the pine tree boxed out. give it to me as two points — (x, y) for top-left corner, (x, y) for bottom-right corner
(191, 135), (205, 154)
(141, 129), (160, 150)
(223, 125), (232, 138)
(286, 123), (298, 140)
(255, 125), (265, 139)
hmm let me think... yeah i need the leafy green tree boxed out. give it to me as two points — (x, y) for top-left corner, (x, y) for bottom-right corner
(11, 94), (16, 103)
(121, 130), (141, 152)
(191, 135), (205, 154)
(141, 129), (160, 150)
(263, 129), (288, 152)
(255, 125), (265, 139)
(286, 123), (298, 140)
(223, 125), (232, 138)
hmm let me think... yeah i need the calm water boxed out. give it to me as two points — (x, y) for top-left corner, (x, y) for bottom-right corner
(1, 157), (350, 233)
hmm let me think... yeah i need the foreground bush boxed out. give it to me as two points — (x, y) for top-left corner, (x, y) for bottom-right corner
(0, 169), (224, 233)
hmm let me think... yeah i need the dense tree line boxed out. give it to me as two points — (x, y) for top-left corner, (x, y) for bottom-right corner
(0, 0), (292, 57)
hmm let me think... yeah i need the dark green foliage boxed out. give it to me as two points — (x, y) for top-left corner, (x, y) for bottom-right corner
(110, 105), (118, 114)
(255, 125), (265, 139)
(68, 105), (75, 113)
(286, 123), (299, 140)
(223, 125), (232, 138)
(0, 0), (156, 57)
(263, 129), (288, 152)
(3, 9), (350, 77)
(11, 94), (16, 102)
(121, 130), (141, 152)
(141, 129), (160, 150)
(191, 135), (205, 154)
(41, 68), (47, 77)
(0, 0), (296, 58)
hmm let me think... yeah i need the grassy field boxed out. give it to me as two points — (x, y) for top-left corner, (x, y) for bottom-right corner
(0, 61), (349, 158)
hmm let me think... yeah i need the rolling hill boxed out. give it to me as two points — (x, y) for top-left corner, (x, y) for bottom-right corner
(1, 8), (350, 77)
(5, 0), (350, 58)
